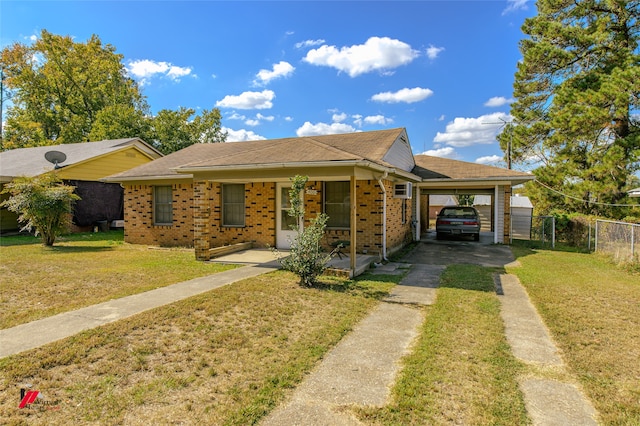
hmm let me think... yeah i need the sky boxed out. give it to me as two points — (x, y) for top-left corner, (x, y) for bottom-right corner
(1, 0), (536, 169)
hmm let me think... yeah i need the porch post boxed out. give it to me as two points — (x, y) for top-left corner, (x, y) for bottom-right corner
(194, 180), (212, 261)
(414, 187), (421, 241)
(494, 185), (499, 244)
(350, 174), (357, 273)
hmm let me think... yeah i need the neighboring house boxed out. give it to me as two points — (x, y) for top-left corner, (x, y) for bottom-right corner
(629, 187), (640, 198)
(0, 138), (163, 233)
(105, 128), (534, 274)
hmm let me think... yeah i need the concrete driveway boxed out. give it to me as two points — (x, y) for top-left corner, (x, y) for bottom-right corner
(410, 230), (516, 268)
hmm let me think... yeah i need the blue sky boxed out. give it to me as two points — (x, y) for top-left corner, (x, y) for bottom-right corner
(1, 0), (535, 168)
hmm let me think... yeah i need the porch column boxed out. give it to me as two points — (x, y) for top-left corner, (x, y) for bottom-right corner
(414, 187), (421, 241)
(350, 174), (357, 273)
(194, 180), (212, 261)
(494, 185), (499, 244)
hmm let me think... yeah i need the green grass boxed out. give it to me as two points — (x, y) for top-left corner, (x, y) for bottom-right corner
(508, 241), (640, 425)
(357, 264), (529, 425)
(0, 231), (238, 329)
(0, 270), (396, 425)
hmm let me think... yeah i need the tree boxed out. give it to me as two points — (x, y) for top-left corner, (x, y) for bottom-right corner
(1, 173), (80, 246)
(274, 175), (332, 287)
(150, 107), (226, 154)
(0, 30), (148, 149)
(505, 0), (639, 218)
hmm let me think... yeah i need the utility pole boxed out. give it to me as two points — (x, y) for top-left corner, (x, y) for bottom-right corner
(483, 118), (514, 169)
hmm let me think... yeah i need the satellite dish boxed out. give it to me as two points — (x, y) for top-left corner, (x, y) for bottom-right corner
(44, 151), (67, 169)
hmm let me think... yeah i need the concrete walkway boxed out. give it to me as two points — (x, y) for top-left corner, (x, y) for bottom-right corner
(262, 262), (440, 425)
(497, 273), (599, 425)
(0, 262), (279, 359)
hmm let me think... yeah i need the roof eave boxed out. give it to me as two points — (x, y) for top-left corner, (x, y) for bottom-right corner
(101, 174), (193, 183)
(419, 175), (535, 186)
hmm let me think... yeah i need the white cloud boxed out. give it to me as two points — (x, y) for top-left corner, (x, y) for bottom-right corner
(223, 127), (266, 142)
(438, 114), (446, 121)
(484, 96), (514, 107)
(303, 36), (419, 77)
(127, 59), (193, 85)
(254, 61), (295, 85)
(503, 0), (529, 15)
(245, 119), (260, 126)
(475, 155), (504, 165)
(295, 39), (325, 49)
(421, 147), (457, 159)
(371, 87), (434, 104)
(433, 112), (512, 147)
(256, 113), (274, 122)
(296, 121), (358, 137)
(227, 112), (246, 121)
(426, 44), (445, 60)
(332, 112), (348, 123)
(284, 116), (293, 122)
(364, 115), (393, 125)
(216, 90), (275, 110)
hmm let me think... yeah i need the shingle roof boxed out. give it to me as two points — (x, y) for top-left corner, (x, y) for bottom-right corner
(0, 138), (160, 180)
(108, 128), (406, 179)
(413, 155), (533, 181)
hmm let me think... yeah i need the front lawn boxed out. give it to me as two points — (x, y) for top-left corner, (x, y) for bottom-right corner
(0, 270), (394, 425)
(0, 231), (238, 329)
(508, 242), (640, 425)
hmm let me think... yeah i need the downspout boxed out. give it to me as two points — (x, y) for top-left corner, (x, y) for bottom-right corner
(377, 172), (388, 261)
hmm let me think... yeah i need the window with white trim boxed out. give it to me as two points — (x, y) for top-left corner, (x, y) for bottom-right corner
(222, 184), (245, 227)
(324, 181), (350, 228)
(153, 185), (173, 225)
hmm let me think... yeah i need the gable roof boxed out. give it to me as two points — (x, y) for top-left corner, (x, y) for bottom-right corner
(0, 138), (162, 182)
(412, 155), (533, 185)
(107, 128), (416, 181)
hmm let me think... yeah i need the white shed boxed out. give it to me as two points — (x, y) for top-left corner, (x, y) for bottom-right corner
(510, 195), (534, 240)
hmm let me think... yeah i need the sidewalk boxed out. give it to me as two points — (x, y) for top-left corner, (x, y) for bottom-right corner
(0, 262), (279, 359)
(261, 263), (441, 425)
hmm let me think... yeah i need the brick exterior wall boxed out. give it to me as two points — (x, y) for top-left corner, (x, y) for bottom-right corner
(124, 183), (194, 247)
(124, 179), (413, 258)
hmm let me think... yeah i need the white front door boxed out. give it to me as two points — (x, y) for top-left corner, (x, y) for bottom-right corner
(276, 183), (299, 249)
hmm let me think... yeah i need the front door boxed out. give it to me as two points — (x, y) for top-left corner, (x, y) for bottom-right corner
(276, 183), (299, 249)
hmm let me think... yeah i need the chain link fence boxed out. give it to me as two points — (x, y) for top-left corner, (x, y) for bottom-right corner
(511, 215), (556, 248)
(511, 215), (639, 264)
(595, 219), (639, 263)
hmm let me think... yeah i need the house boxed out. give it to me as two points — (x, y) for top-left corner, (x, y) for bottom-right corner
(629, 187), (640, 198)
(104, 128), (534, 274)
(0, 138), (163, 233)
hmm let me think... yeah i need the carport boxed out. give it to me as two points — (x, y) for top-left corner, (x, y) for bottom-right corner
(411, 155), (534, 244)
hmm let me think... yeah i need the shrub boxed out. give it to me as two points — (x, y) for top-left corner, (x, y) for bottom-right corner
(274, 175), (332, 287)
(1, 173), (80, 246)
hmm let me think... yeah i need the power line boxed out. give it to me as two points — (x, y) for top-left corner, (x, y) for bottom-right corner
(534, 179), (637, 207)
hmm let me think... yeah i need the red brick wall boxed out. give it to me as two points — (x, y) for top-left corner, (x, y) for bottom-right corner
(124, 179), (413, 255)
(124, 183), (194, 247)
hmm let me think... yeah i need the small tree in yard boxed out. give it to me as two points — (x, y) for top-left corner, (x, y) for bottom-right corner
(1, 173), (80, 246)
(277, 175), (332, 287)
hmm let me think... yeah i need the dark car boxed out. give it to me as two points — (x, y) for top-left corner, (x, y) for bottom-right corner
(436, 206), (481, 241)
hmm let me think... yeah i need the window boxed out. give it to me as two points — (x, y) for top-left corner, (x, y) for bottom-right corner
(401, 199), (407, 224)
(324, 181), (350, 228)
(222, 184), (245, 227)
(153, 185), (173, 225)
